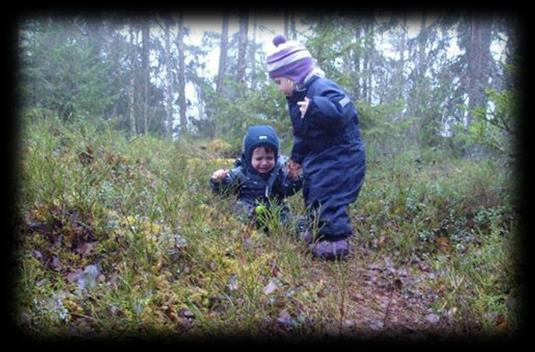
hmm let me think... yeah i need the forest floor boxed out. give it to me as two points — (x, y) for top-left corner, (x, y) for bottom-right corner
(12, 118), (520, 341)
(302, 250), (444, 335)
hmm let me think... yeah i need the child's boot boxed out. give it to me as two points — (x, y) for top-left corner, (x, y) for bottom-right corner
(309, 238), (350, 260)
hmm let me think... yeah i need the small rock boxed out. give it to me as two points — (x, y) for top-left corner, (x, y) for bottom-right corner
(178, 308), (195, 320)
(343, 319), (356, 329)
(32, 250), (43, 260)
(425, 313), (440, 324)
(369, 320), (384, 330)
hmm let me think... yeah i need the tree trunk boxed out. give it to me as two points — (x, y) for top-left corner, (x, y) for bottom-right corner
(250, 11), (257, 90)
(216, 11), (229, 94)
(399, 14), (407, 106)
(416, 12), (427, 146)
(128, 24), (137, 136)
(362, 19), (374, 104)
(176, 13), (187, 136)
(141, 22), (150, 135)
(418, 14), (426, 79)
(289, 11), (296, 40)
(466, 16), (492, 127)
(353, 25), (361, 100)
(87, 18), (102, 66)
(504, 15), (519, 90)
(362, 22), (368, 103)
(236, 11), (249, 85)
(164, 20), (175, 139)
(367, 20), (374, 104)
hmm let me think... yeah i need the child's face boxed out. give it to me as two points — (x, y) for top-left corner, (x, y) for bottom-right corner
(251, 147), (275, 174)
(273, 77), (295, 97)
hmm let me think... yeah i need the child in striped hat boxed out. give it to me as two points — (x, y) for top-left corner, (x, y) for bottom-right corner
(267, 35), (366, 261)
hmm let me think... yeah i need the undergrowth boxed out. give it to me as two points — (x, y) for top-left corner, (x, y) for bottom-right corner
(12, 114), (521, 339)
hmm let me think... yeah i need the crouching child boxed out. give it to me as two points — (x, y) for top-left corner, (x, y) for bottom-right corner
(210, 125), (303, 230)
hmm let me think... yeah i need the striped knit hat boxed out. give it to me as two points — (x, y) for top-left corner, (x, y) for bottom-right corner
(267, 35), (315, 84)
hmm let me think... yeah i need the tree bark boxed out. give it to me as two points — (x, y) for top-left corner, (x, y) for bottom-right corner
(127, 24), (137, 136)
(289, 11), (296, 40)
(164, 20), (175, 139)
(236, 11), (249, 85)
(466, 16), (492, 126)
(176, 13), (187, 136)
(141, 22), (150, 135)
(250, 11), (257, 90)
(362, 19), (374, 104)
(399, 14), (407, 105)
(216, 11), (229, 94)
(353, 25), (361, 100)
(415, 12), (427, 146)
(367, 20), (374, 104)
(504, 15), (519, 90)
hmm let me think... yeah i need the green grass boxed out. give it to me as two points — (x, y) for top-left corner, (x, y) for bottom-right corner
(13, 114), (521, 338)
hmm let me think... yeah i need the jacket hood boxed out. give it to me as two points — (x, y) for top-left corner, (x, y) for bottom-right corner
(242, 125), (280, 169)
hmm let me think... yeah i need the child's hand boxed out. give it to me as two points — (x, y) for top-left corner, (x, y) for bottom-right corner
(211, 169), (229, 182)
(287, 160), (302, 180)
(297, 97), (310, 118)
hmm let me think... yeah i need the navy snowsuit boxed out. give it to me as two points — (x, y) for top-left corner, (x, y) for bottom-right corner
(288, 75), (366, 241)
(210, 125), (303, 222)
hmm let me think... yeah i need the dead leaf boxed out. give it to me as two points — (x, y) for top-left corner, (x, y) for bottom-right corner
(78, 149), (94, 165)
(164, 307), (179, 322)
(155, 258), (163, 272)
(418, 261), (432, 273)
(378, 235), (387, 247)
(47, 256), (61, 271)
(69, 264), (101, 291)
(226, 274), (239, 291)
(75, 242), (97, 256)
(263, 278), (281, 295)
(29, 222), (51, 235)
(435, 236), (452, 253)
(276, 310), (294, 328)
(270, 260), (280, 277)
(242, 237), (253, 251)
(66, 269), (84, 283)
(351, 293), (365, 302)
(368, 263), (383, 272)
(496, 315), (509, 333)
(36, 278), (49, 287)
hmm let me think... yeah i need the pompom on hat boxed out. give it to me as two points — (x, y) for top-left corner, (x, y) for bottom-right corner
(272, 34), (287, 47)
(267, 35), (315, 84)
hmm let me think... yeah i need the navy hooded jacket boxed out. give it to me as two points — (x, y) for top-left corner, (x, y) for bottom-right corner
(287, 75), (366, 240)
(210, 125), (303, 213)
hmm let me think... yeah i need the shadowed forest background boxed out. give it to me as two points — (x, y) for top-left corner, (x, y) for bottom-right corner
(9, 9), (527, 340)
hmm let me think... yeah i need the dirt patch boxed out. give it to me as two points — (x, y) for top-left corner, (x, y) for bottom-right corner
(300, 249), (449, 337)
